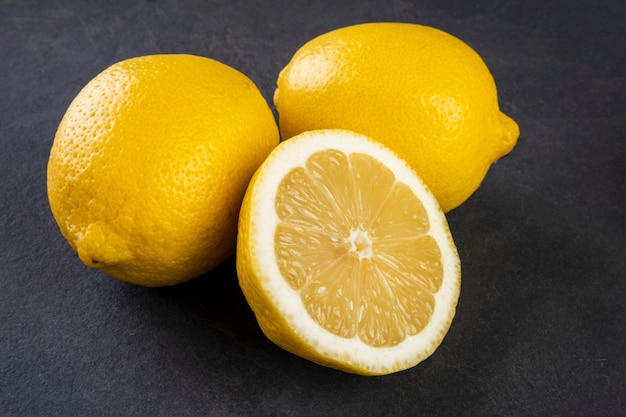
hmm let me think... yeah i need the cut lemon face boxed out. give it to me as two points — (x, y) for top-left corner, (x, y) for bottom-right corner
(236, 130), (461, 375)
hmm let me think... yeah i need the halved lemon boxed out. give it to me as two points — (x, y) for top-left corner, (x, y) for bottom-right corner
(236, 130), (461, 375)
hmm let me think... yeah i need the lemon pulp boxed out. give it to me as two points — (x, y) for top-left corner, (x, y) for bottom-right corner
(275, 149), (443, 347)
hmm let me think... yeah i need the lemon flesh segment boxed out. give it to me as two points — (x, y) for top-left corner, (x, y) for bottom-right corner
(237, 129), (461, 375)
(276, 150), (444, 347)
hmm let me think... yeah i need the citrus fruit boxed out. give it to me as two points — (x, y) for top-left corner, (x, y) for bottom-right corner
(47, 54), (279, 286)
(236, 129), (461, 375)
(274, 22), (520, 212)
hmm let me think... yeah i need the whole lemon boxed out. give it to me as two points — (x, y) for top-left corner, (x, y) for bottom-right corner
(47, 54), (279, 286)
(274, 22), (519, 212)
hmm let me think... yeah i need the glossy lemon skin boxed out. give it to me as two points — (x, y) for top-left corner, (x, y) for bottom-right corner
(274, 22), (519, 212)
(48, 54), (279, 286)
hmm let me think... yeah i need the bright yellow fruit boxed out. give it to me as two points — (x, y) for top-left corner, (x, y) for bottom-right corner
(274, 22), (519, 212)
(47, 54), (279, 286)
(236, 130), (461, 375)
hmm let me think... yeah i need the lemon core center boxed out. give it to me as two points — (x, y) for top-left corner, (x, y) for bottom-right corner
(348, 229), (372, 259)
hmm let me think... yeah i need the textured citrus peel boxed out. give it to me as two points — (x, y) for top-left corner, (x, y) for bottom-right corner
(273, 22), (520, 212)
(47, 54), (279, 286)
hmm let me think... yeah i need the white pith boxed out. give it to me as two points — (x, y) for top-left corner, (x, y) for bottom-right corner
(347, 228), (372, 259)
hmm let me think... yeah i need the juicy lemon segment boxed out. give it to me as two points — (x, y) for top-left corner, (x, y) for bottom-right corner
(236, 130), (461, 375)
(275, 150), (443, 347)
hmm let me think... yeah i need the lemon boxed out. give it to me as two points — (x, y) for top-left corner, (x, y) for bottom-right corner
(47, 54), (279, 286)
(236, 129), (461, 375)
(274, 22), (519, 212)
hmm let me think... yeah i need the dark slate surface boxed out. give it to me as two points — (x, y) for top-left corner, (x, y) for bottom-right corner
(1, 1), (624, 416)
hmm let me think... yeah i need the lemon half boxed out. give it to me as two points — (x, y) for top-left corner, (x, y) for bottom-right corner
(236, 129), (461, 375)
